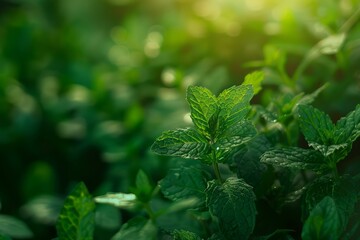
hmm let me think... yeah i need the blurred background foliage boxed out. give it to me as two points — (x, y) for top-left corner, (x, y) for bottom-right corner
(0, 0), (359, 239)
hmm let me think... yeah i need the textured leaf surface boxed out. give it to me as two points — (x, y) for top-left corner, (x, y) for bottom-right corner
(243, 71), (264, 95)
(111, 217), (156, 240)
(186, 86), (217, 136)
(216, 121), (257, 149)
(94, 193), (137, 209)
(0, 215), (33, 239)
(172, 230), (202, 240)
(217, 85), (253, 131)
(160, 166), (207, 203)
(260, 147), (326, 172)
(206, 177), (256, 240)
(297, 105), (334, 145)
(56, 182), (95, 240)
(335, 104), (360, 143)
(302, 196), (342, 240)
(151, 128), (210, 159)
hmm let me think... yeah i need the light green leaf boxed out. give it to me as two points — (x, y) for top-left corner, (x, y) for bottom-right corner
(297, 104), (335, 145)
(301, 196), (342, 240)
(216, 121), (257, 149)
(56, 182), (95, 240)
(217, 85), (254, 131)
(172, 229), (202, 240)
(308, 142), (350, 159)
(111, 217), (157, 240)
(316, 33), (346, 55)
(160, 166), (207, 204)
(335, 104), (360, 143)
(94, 193), (137, 209)
(0, 215), (33, 239)
(151, 128), (210, 159)
(261, 147), (326, 172)
(243, 71), (264, 95)
(186, 86), (218, 136)
(206, 177), (256, 240)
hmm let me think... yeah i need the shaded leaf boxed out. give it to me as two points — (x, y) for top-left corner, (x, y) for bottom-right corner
(151, 128), (210, 159)
(172, 229), (201, 240)
(261, 147), (326, 172)
(133, 170), (153, 203)
(0, 215), (33, 239)
(111, 217), (156, 240)
(206, 177), (256, 240)
(56, 182), (95, 240)
(301, 197), (342, 240)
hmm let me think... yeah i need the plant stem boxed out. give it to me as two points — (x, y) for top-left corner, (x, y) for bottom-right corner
(143, 202), (156, 221)
(213, 162), (223, 184)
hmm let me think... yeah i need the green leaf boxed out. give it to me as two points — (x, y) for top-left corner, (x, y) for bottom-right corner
(151, 128), (211, 159)
(0, 233), (12, 240)
(133, 170), (153, 203)
(260, 147), (326, 172)
(217, 85), (253, 131)
(243, 71), (264, 95)
(297, 104), (335, 147)
(301, 196), (342, 240)
(315, 33), (346, 55)
(216, 120), (257, 150)
(0, 215), (33, 239)
(186, 86), (217, 136)
(206, 177), (256, 240)
(296, 83), (328, 108)
(335, 104), (360, 143)
(172, 229), (202, 240)
(94, 193), (137, 209)
(160, 166), (208, 204)
(56, 182), (95, 240)
(111, 217), (157, 240)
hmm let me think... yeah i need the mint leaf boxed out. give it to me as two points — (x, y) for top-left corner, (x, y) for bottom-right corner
(56, 182), (95, 240)
(217, 85), (254, 131)
(94, 193), (137, 209)
(216, 120), (257, 150)
(301, 196), (342, 240)
(335, 104), (360, 143)
(151, 128), (210, 159)
(186, 86), (217, 137)
(133, 170), (153, 203)
(0, 215), (33, 239)
(160, 166), (208, 204)
(260, 147), (326, 172)
(206, 177), (256, 240)
(172, 229), (201, 240)
(243, 71), (264, 95)
(297, 104), (335, 146)
(111, 217), (157, 240)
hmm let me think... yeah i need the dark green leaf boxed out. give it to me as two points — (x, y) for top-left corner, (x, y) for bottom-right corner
(160, 166), (207, 204)
(172, 229), (201, 240)
(297, 104), (335, 146)
(217, 85), (254, 131)
(0, 233), (11, 240)
(216, 120), (257, 149)
(151, 128), (211, 159)
(301, 196), (342, 240)
(260, 147), (326, 172)
(206, 177), (256, 240)
(56, 182), (95, 240)
(134, 170), (153, 202)
(0, 215), (33, 239)
(111, 217), (157, 240)
(186, 86), (217, 136)
(94, 193), (137, 209)
(243, 71), (264, 95)
(335, 104), (360, 143)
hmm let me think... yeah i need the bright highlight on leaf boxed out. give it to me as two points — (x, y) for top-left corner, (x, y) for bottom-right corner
(94, 193), (137, 209)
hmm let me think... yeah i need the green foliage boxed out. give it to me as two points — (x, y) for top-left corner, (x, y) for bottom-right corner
(111, 217), (157, 240)
(0, 215), (33, 239)
(206, 178), (256, 240)
(56, 182), (95, 240)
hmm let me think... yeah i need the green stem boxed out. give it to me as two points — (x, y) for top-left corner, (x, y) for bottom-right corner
(340, 7), (360, 33)
(213, 162), (223, 184)
(143, 202), (156, 221)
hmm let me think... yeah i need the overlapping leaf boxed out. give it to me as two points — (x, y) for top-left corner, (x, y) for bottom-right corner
(261, 147), (326, 172)
(111, 217), (157, 240)
(335, 104), (360, 143)
(206, 178), (256, 240)
(216, 120), (257, 149)
(151, 128), (210, 159)
(56, 182), (95, 240)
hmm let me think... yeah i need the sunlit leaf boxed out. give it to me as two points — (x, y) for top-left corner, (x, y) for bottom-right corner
(94, 193), (137, 209)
